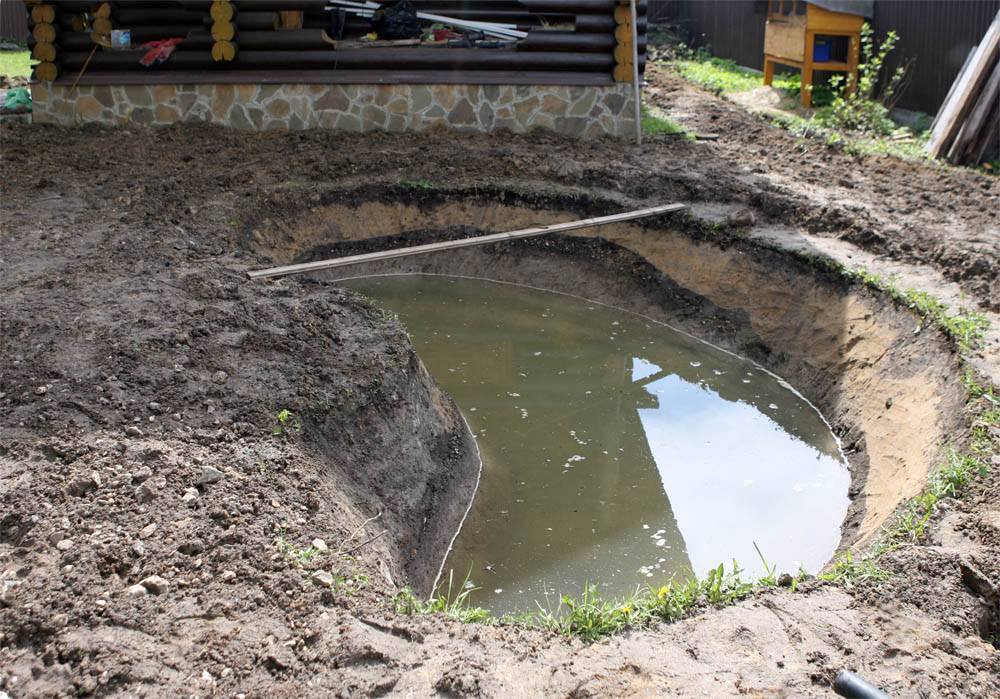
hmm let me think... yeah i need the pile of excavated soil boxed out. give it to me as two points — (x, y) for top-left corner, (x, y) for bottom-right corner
(1, 70), (998, 697)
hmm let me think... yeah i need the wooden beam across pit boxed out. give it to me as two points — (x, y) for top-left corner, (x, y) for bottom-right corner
(247, 203), (687, 280)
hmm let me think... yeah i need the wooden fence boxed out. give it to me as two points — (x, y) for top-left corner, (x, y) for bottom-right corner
(0, 0), (28, 43)
(648, 0), (1000, 115)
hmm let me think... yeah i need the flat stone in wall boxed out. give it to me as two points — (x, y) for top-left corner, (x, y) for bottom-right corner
(30, 82), (636, 138)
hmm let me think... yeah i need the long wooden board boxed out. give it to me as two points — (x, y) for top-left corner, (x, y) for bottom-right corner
(247, 203), (687, 280)
(926, 10), (1000, 158)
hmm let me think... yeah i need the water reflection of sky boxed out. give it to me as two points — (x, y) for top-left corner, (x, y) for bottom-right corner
(633, 357), (849, 578)
(341, 275), (851, 613)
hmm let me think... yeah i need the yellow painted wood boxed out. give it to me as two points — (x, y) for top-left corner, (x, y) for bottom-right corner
(30, 4), (55, 24)
(31, 42), (56, 62)
(32, 23), (56, 44)
(211, 21), (236, 41)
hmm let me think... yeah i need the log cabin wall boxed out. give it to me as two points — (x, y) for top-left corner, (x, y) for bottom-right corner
(25, 0), (649, 138)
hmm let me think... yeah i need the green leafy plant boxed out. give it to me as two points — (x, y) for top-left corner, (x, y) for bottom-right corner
(819, 550), (889, 588)
(275, 532), (320, 565)
(395, 571), (492, 624)
(819, 23), (909, 135)
(273, 408), (301, 436)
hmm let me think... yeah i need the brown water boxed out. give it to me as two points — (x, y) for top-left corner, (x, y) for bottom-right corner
(340, 274), (850, 615)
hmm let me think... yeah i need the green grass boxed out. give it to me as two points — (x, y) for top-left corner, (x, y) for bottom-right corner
(0, 49), (33, 79)
(766, 110), (932, 162)
(398, 179), (434, 190)
(641, 104), (692, 138)
(667, 48), (933, 163)
(397, 549), (783, 642)
(674, 56), (795, 95)
(840, 267), (989, 352)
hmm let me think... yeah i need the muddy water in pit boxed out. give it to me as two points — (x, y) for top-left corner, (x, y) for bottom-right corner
(340, 275), (850, 615)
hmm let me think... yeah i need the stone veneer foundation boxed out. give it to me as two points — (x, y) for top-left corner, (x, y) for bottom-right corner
(30, 82), (637, 138)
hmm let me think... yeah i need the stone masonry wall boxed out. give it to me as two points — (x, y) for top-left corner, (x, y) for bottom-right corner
(30, 82), (637, 138)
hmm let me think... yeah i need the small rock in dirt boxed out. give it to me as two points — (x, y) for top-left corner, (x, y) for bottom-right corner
(125, 425), (144, 437)
(311, 570), (334, 587)
(56, 539), (74, 552)
(35, 385), (47, 395)
(135, 481), (158, 503)
(139, 523), (157, 538)
(147, 401), (163, 414)
(138, 575), (170, 595)
(182, 487), (199, 503)
(885, 397), (894, 409)
(132, 540), (146, 556)
(725, 208), (756, 228)
(196, 465), (224, 485)
(212, 371), (229, 385)
(178, 538), (204, 556)
(777, 573), (794, 587)
(131, 466), (153, 484)
(220, 570), (237, 583)
(125, 583), (148, 597)
(67, 473), (100, 497)
(311, 538), (328, 553)
(48, 530), (67, 546)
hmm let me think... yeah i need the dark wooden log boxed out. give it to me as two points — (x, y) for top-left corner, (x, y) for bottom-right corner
(56, 68), (616, 87)
(235, 11), (279, 29)
(61, 47), (643, 72)
(519, 30), (645, 53)
(112, 8), (209, 26)
(575, 14), (647, 33)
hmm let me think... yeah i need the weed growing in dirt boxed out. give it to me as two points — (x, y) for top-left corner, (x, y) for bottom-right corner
(395, 571), (491, 624)
(818, 550), (889, 588)
(400, 548), (786, 642)
(399, 179), (434, 190)
(273, 408), (301, 437)
(329, 571), (370, 596)
(641, 105), (692, 139)
(276, 532), (320, 565)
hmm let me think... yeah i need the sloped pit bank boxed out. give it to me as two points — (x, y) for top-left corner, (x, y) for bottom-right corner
(245, 184), (969, 596)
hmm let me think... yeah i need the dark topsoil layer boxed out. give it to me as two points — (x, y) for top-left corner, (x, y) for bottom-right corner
(1, 72), (999, 697)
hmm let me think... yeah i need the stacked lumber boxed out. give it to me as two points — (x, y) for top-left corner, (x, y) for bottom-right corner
(36, 0), (649, 84)
(926, 10), (1000, 166)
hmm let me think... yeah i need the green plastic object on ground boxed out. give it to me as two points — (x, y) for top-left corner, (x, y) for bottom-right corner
(4, 87), (31, 110)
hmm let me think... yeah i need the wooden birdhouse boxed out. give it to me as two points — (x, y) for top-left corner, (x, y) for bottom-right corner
(763, 0), (866, 106)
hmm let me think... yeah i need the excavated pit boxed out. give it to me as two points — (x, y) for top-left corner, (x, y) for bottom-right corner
(245, 184), (969, 595)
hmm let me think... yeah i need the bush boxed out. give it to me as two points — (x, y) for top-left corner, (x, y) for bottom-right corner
(819, 23), (909, 136)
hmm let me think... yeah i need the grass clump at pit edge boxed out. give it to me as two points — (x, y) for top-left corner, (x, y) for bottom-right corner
(396, 548), (801, 643)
